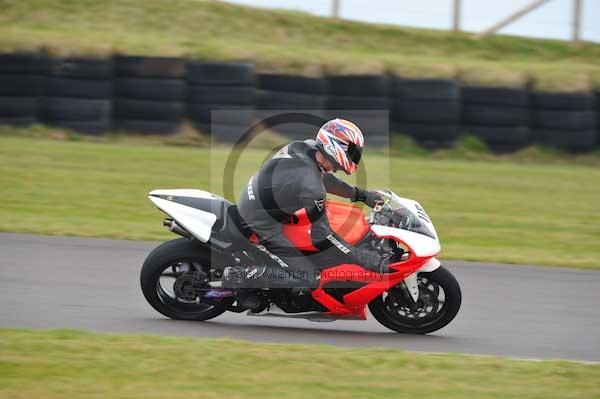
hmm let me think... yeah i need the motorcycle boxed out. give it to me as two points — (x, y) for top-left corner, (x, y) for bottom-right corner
(140, 189), (461, 334)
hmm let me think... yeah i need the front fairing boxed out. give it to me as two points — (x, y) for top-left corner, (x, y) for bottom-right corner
(377, 190), (438, 240)
(369, 190), (441, 258)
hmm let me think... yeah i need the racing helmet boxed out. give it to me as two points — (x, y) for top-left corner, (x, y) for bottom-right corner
(315, 118), (364, 175)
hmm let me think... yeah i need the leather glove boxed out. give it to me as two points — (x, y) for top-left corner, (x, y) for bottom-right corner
(354, 187), (384, 208)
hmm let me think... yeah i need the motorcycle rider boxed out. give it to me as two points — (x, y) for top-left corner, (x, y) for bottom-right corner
(223, 118), (384, 294)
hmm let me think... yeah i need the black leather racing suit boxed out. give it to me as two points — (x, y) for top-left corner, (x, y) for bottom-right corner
(236, 139), (379, 284)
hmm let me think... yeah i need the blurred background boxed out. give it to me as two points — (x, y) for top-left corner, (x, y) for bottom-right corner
(1, 0), (599, 152)
(0, 0), (599, 271)
(227, 0), (600, 43)
(1, 2), (599, 398)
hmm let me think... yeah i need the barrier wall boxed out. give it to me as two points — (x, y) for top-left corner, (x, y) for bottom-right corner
(0, 52), (597, 152)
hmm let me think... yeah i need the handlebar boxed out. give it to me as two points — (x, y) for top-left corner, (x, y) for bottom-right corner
(370, 202), (419, 231)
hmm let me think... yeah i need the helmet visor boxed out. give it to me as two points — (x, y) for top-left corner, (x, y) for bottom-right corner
(347, 141), (362, 165)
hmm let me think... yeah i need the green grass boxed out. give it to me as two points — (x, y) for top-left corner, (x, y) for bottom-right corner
(1, 328), (598, 399)
(1, 128), (600, 269)
(1, 0), (600, 89)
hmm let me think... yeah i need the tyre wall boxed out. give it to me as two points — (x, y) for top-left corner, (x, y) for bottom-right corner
(43, 57), (113, 134)
(257, 73), (327, 140)
(0, 52), (597, 152)
(113, 56), (186, 135)
(596, 90), (600, 149)
(391, 78), (460, 148)
(0, 53), (48, 127)
(188, 61), (256, 142)
(531, 91), (596, 152)
(326, 74), (390, 147)
(461, 86), (531, 153)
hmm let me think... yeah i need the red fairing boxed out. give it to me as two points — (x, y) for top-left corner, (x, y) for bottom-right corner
(282, 200), (370, 251)
(312, 251), (435, 319)
(250, 200), (436, 318)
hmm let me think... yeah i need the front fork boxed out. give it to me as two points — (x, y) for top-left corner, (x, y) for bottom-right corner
(402, 257), (441, 302)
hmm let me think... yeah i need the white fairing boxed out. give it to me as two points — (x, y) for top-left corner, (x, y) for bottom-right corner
(403, 273), (420, 302)
(148, 189), (217, 242)
(372, 192), (443, 303)
(150, 189), (215, 199)
(370, 225), (440, 257)
(419, 257), (441, 272)
(403, 258), (441, 302)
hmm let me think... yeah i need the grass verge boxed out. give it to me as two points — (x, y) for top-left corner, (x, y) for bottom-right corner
(1, 127), (599, 269)
(1, 0), (600, 89)
(1, 328), (599, 399)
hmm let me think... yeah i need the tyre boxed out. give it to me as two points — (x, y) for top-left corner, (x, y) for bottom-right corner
(326, 95), (389, 110)
(328, 75), (389, 96)
(197, 122), (248, 143)
(0, 117), (37, 126)
(364, 133), (390, 147)
(252, 111), (327, 141)
(369, 266), (461, 334)
(461, 86), (528, 106)
(531, 91), (595, 110)
(534, 129), (596, 152)
(324, 110), (389, 136)
(533, 110), (595, 130)
(115, 78), (186, 101)
(188, 103), (255, 125)
(268, 122), (320, 141)
(0, 97), (39, 117)
(140, 238), (231, 321)
(115, 55), (186, 78)
(46, 77), (112, 99)
(259, 90), (325, 109)
(51, 120), (111, 135)
(487, 143), (528, 154)
(393, 123), (460, 142)
(114, 119), (181, 135)
(114, 99), (185, 121)
(0, 53), (49, 74)
(43, 98), (110, 121)
(258, 74), (328, 94)
(463, 125), (531, 146)
(253, 110), (327, 138)
(413, 138), (456, 150)
(187, 61), (255, 85)
(392, 100), (459, 124)
(188, 85), (255, 105)
(0, 74), (44, 96)
(49, 57), (113, 80)
(462, 104), (530, 126)
(392, 78), (459, 101)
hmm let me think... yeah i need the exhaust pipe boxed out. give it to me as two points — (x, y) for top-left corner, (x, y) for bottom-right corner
(163, 218), (191, 239)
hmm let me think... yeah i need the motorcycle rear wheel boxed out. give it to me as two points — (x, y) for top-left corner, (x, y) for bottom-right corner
(140, 238), (232, 321)
(368, 266), (461, 334)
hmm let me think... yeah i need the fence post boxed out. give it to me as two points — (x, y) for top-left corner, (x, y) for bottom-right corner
(331, 0), (340, 19)
(572, 0), (582, 48)
(453, 0), (461, 31)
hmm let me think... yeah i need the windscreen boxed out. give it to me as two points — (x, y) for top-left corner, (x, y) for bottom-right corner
(378, 190), (438, 240)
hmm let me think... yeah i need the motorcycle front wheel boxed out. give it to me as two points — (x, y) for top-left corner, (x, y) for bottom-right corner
(140, 238), (232, 321)
(368, 266), (461, 334)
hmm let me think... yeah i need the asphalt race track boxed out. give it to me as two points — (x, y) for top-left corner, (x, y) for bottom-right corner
(1, 233), (599, 362)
